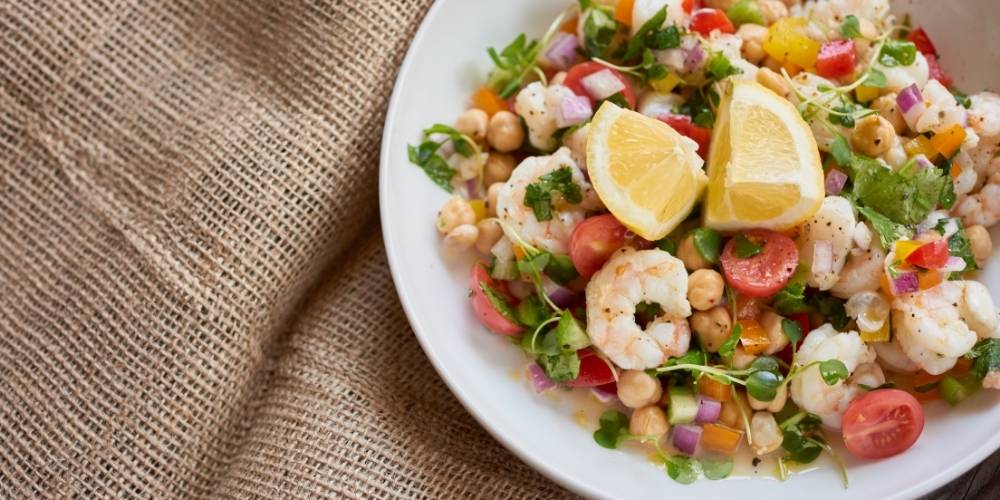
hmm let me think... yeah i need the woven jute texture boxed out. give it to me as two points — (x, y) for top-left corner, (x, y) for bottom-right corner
(0, 1), (574, 497)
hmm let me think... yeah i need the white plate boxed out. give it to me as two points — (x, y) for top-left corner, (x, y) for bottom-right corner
(380, 1), (1000, 498)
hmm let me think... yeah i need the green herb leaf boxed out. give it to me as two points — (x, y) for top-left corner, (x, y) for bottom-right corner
(808, 294), (849, 330)
(656, 237), (678, 255)
(839, 14), (862, 39)
(819, 360), (849, 385)
(546, 252), (580, 284)
(707, 52), (743, 81)
(952, 89), (972, 109)
(487, 34), (543, 99)
(515, 295), (547, 328)
(666, 456), (702, 484)
(747, 370), (781, 402)
(538, 351), (581, 382)
(732, 234), (764, 258)
(831, 135), (853, 168)
(772, 282), (809, 315)
(523, 166), (583, 221)
(700, 458), (733, 480)
(936, 218), (978, 272)
(750, 356), (781, 375)
(719, 321), (742, 358)
(857, 381), (897, 391)
(879, 40), (917, 67)
(582, 7), (621, 59)
(966, 338), (1000, 381)
(480, 282), (521, 326)
(593, 410), (631, 449)
(857, 206), (914, 250)
(625, 8), (681, 60)
(407, 142), (456, 192)
(849, 152), (948, 225)
(781, 318), (804, 344)
(692, 228), (722, 264)
(780, 412), (825, 464)
(864, 68), (888, 89)
(555, 310), (591, 353)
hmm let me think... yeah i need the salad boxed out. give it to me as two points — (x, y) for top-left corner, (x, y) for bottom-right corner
(407, 0), (1000, 485)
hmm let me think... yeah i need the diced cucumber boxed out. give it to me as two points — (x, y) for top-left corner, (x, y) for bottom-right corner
(668, 386), (699, 424)
(939, 374), (979, 406)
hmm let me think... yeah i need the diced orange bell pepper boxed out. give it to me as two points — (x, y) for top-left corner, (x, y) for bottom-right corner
(904, 135), (938, 161)
(614, 0), (635, 25)
(918, 268), (943, 290)
(701, 423), (744, 454)
(559, 15), (578, 34)
(763, 18), (820, 70)
(929, 124), (966, 158)
(913, 370), (945, 390)
(912, 387), (941, 404)
(738, 319), (770, 355)
(512, 245), (526, 260)
(736, 295), (763, 320)
(951, 161), (963, 179)
(471, 87), (507, 116)
(950, 357), (972, 377)
(698, 377), (733, 402)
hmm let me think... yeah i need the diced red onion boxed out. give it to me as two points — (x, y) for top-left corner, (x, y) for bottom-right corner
(695, 396), (722, 424)
(672, 424), (702, 455)
(542, 33), (579, 71)
(557, 94), (593, 128)
(684, 43), (706, 71)
(825, 168), (848, 195)
(891, 272), (919, 295)
(897, 84), (923, 113)
(527, 364), (556, 394)
(812, 240), (833, 274)
(581, 69), (626, 101)
(658, 48), (686, 71)
(941, 256), (967, 273)
(913, 154), (934, 171)
(465, 178), (480, 199)
(591, 385), (618, 403)
(543, 278), (579, 308)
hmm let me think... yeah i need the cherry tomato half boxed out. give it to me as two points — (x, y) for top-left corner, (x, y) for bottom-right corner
(904, 239), (949, 269)
(569, 214), (629, 279)
(565, 348), (617, 387)
(659, 114), (711, 158)
(689, 8), (734, 37)
(720, 229), (799, 298)
(815, 39), (856, 79)
(469, 264), (524, 336)
(682, 0), (702, 14)
(906, 27), (937, 56)
(564, 62), (637, 109)
(925, 54), (952, 88)
(842, 389), (925, 460)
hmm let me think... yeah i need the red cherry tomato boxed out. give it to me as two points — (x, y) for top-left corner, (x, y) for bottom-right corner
(925, 54), (952, 88)
(720, 229), (799, 298)
(564, 62), (637, 109)
(842, 389), (925, 460)
(689, 8), (734, 37)
(659, 114), (711, 158)
(815, 39), (856, 79)
(905, 239), (949, 269)
(906, 27), (937, 56)
(569, 214), (629, 279)
(469, 264), (523, 336)
(565, 348), (617, 387)
(682, 0), (702, 14)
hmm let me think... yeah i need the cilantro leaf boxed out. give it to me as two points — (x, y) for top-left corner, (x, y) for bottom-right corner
(966, 339), (1000, 381)
(809, 294), (849, 330)
(840, 14), (862, 39)
(487, 34), (542, 99)
(538, 351), (581, 382)
(857, 206), (913, 250)
(707, 52), (742, 81)
(545, 252), (580, 284)
(523, 166), (583, 221)
(732, 234), (764, 258)
(554, 310), (591, 353)
(772, 282), (809, 315)
(849, 153), (948, 225)
(624, 8), (680, 60)
(692, 228), (722, 264)
(879, 40), (917, 67)
(407, 142), (455, 192)
(581, 7), (621, 59)
(719, 320), (742, 358)
(936, 218), (978, 272)
(830, 135), (852, 168)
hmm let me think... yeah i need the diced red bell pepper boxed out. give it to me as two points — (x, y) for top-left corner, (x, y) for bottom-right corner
(690, 8), (734, 36)
(925, 54), (952, 88)
(815, 40), (856, 79)
(659, 114), (711, 158)
(907, 27), (938, 56)
(682, 0), (702, 14)
(905, 239), (949, 269)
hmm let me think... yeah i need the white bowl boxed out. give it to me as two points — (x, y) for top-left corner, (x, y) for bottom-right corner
(380, 1), (1000, 498)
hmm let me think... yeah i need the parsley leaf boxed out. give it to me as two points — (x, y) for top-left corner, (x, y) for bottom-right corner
(719, 321), (742, 358)
(706, 52), (742, 81)
(624, 8), (680, 60)
(809, 294), (849, 330)
(407, 142), (455, 192)
(879, 40), (918, 67)
(538, 351), (581, 382)
(732, 234), (764, 258)
(848, 152), (948, 225)
(864, 68), (888, 89)
(839, 14), (862, 39)
(857, 206), (913, 250)
(830, 135), (853, 168)
(581, 7), (621, 59)
(772, 282), (809, 315)
(966, 339), (1000, 381)
(692, 228), (723, 264)
(487, 34), (542, 99)
(554, 310), (590, 353)
(936, 218), (978, 272)
(523, 166), (583, 221)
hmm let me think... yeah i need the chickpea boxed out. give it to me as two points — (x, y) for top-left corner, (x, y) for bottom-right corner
(677, 234), (711, 271)
(871, 93), (906, 134)
(629, 405), (670, 438)
(749, 383), (787, 413)
(687, 269), (725, 311)
(967, 224), (993, 264)
(454, 108), (489, 143)
(618, 370), (664, 409)
(731, 346), (756, 370)
(475, 219), (503, 254)
(483, 153), (517, 186)
(750, 411), (783, 456)
(737, 24), (769, 64)
(763, 56), (783, 73)
(780, 0), (801, 7)
(437, 196), (476, 234)
(691, 306), (731, 353)
(757, 310), (790, 355)
(486, 182), (504, 217)
(758, 0), (788, 25)
(858, 17), (879, 39)
(488, 111), (524, 152)
(851, 114), (894, 157)
(756, 67), (789, 97)
(443, 224), (479, 250)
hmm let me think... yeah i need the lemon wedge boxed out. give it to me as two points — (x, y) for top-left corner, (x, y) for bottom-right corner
(587, 102), (707, 241)
(704, 80), (824, 231)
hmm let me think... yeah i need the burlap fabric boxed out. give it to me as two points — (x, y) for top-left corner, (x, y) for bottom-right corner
(0, 1), (995, 498)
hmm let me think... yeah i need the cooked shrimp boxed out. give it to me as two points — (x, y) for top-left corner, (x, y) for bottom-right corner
(586, 248), (693, 370)
(788, 73), (850, 152)
(873, 336), (919, 373)
(796, 196), (856, 291)
(952, 92), (1000, 227)
(789, 324), (878, 428)
(514, 82), (579, 151)
(913, 79), (967, 134)
(563, 123), (590, 172)
(830, 244), (886, 299)
(496, 147), (601, 254)
(794, 0), (891, 35)
(892, 281), (999, 375)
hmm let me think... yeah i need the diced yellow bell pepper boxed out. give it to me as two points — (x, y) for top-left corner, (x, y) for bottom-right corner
(855, 85), (880, 103)
(763, 18), (820, 70)
(469, 199), (487, 222)
(860, 319), (890, 343)
(650, 72), (682, 93)
(894, 240), (923, 261)
(929, 124), (966, 159)
(904, 135), (938, 161)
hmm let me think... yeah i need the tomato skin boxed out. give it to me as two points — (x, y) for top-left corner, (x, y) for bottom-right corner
(570, 214), (629, 279)
(564, 62), (637, 109)
(907, 27), (937, 56)
(659, 114), (711, 158)
(815, 40), (856, 79)
(682, 0), (702, 13)
(925, 54), (952, 88)
(720, 230), (799, 298)
(905, 239), (949, 269)
(565, 348), (617, 387)
(842, 389), (925, 460)
(690, 8), (734, 36)
(469, 264), (524, 336)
